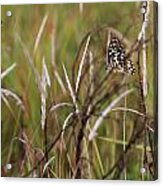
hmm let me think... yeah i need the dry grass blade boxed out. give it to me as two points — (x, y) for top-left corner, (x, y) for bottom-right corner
(62, 112), (74, 132)
(122, 86), (127, 180)
(1, 94), (17, 120)
(33, 14), (48, 55)
(1, 88), (25, 110)
(43, 156), (55, 175)
(87, 51), (94, 115)
(54, 70), (66, 94)
(93, 140), (105, 175)
(51, 22), (66, 94)
(6, 137), (27, 164)
(14, 137), (27, 144)
(62, 63), (79, 112)
(97, 136), (151, 152)
(75, 35), (91, 93)
(16, 34), (44, 95)
(112, 107), (145, 117)
(50, 102), (73, 112)
(51, 25), (56, 67)
(89, 89), (134, 140)
(88, 51), (94, 95)
(1, 63), (17, 80)
(42, 57), (51, 87)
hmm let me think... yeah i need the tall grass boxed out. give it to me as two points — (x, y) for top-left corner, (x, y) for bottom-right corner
(1, 2), (157, 180)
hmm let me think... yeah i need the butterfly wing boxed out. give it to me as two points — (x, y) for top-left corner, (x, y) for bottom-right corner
(106, 34), (135, 75)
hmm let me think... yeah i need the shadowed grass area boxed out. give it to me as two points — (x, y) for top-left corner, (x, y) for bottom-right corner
(1, 2), (157, 180)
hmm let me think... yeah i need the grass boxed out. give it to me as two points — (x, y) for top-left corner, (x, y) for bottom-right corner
(1, 2), (157, 180)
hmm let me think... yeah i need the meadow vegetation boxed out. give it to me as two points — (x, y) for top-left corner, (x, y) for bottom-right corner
(1, 2), (157, 180)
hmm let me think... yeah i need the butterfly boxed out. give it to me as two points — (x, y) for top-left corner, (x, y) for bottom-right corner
(106, 34), (136, 75)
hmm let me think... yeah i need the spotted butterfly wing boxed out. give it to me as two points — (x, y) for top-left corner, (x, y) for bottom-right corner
(106, 33), (135, 75)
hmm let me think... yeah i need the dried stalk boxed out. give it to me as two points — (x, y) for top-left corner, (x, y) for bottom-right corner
(62, 112), (74, 132)
(1, 64), (24, 111)
(33, 14), (48, 55)
(112, 107), (145, 117)
(102, 119), (146, 179)
(41, 57), (51, 130)
(50, 102), (73, 112)
(23, 115), (75, 177)
(75, 35), (91, 94)
(137, 1), (150, 177)
(51, 24), (66, 94)
(1, 88), (25, 111)
(122, 82), (127, 180)
(1, 63), (16, 80)
(17, 34), (44, 95)
(138, 1), (150, 97)
(62, 63), (79, 113)
(89, 89), (134, 141)
(40, 57), (51, 170)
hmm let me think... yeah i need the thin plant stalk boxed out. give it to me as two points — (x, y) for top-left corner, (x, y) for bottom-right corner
(51, 23), (66, 94)
(33, 14), (48, 55)
(50, 102), (73, 112)
(89, 89), (134, 141)
(62, 63), (79, 113)
(122, 80), (127, 180)
(138, 1), (150, 177)
(138, 1), (150, 97)
(75, 35), (91, 94)
(1, 63), (16, 80)
(97, 136), (151, 152)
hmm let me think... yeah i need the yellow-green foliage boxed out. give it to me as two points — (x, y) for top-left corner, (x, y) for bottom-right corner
(1, 2), (157, 180)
